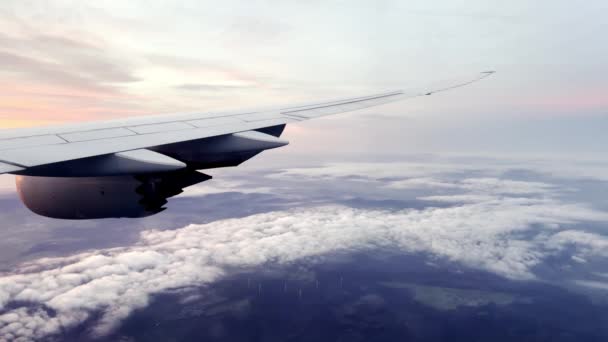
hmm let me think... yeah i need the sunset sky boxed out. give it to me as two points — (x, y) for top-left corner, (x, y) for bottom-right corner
(0, 0), (607, 155)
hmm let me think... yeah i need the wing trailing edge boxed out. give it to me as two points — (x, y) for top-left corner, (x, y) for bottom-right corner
(0, 161), (23, 174)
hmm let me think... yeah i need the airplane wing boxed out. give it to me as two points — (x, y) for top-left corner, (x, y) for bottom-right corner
(0, 71), (494, 219)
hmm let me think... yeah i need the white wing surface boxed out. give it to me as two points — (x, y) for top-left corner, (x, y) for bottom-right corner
(0, 71), (493, 172)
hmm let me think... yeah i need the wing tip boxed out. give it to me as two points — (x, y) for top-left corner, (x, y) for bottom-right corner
(423, 70), (495, 96)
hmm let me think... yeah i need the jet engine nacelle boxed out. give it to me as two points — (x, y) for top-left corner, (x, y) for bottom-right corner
(16, 170), (211, 219)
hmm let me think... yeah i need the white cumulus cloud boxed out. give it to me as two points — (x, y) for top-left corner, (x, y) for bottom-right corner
(1, 196), (608, 340)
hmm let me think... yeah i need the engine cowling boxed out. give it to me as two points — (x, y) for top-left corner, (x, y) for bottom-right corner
(16, 169), (211, 219)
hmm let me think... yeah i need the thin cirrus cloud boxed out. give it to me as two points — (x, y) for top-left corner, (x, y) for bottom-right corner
(174, 83), (257, 92)
(0, 26), (270, 128)
(0, 31), (144, 127)
(1, 182), (608, 340)
(0, 32), (138, 84)
(0, 28), (275, 128)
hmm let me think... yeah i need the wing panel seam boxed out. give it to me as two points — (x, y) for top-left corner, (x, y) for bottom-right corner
(55, 135), (70, 143)
(124, 127), (141, 135)
(281, 91), (404, 115)
(0, 159), (27, 168)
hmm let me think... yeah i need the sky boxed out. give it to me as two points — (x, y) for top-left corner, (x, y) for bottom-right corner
(0, 0), (607, 156)
(2, 3), (608, 338)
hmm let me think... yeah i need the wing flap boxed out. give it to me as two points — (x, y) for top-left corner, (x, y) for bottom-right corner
(187, 117), (243, 128)
(128, 122), (193, 134)
(0, 135), (66, 151)
(236, 112), (282, 122)
(60, 127), (136, 142)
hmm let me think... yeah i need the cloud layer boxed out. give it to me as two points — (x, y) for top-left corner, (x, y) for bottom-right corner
(1, 193), (608, 340)
(1, 157), (608, 341)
